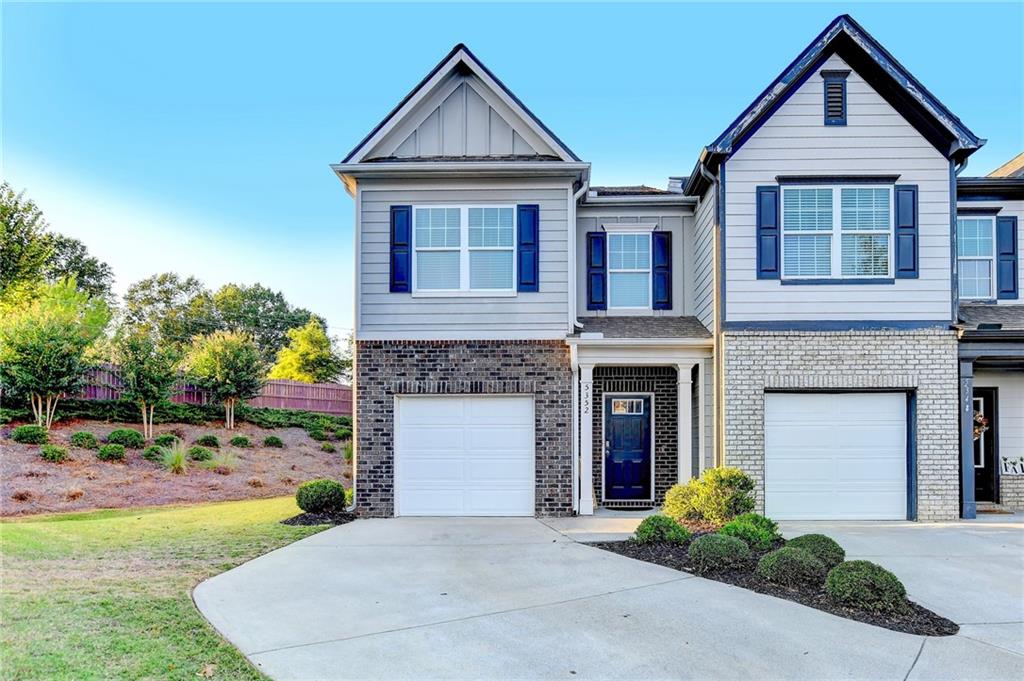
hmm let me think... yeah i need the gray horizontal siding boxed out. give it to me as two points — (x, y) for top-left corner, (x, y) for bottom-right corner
(694, 186), (716, 330)
(955, 199), (1023, 306)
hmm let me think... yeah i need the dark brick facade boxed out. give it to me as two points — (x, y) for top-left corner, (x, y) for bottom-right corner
(591, 366), (679, 507)
(355, 340), (573, 517)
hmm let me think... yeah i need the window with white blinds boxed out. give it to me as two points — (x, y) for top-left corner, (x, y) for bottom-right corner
(957, 216), (995, 299)
(608, 233), (651, 308)
(413, 206), (516, 293)
(781, 186), (893, 279)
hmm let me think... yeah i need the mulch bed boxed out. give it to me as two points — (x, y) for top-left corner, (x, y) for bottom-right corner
(281, 510), (357, 526)
(592, 538), (959, 637)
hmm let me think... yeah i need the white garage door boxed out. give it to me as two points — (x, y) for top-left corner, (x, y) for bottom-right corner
(395, 396), (535, 516)
(765, 392), (907, 520)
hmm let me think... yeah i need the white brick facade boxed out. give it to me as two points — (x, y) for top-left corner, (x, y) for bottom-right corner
(722, 329), (961, 521)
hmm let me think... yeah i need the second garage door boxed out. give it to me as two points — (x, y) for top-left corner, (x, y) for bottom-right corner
(764, 392), (908, 520)
(395, 395), (535, 516)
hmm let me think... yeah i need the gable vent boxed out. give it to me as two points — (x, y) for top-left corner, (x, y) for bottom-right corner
(821, 69), (849, 126)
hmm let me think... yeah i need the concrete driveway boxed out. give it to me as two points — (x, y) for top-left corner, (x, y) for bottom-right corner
(194, 516), (1023, 680)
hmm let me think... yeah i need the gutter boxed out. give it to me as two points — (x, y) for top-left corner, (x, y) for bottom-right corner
(564, 336), (714, 348)
(581, 194), (696, 207)
(331, 161), (591, 180)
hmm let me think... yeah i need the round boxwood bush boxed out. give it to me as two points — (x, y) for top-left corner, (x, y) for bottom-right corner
(787, 534), (845, 570)
(153, 433), (180, 448)
(187, 445), (214, 462)
(757, 546), (826, 586)
(229, 435), (251, 448)
(194, 434), (220, 448)
(263, 435), (284, 448)
(40, 444), (69, 463)
(634, 514), (691, 545)
(97, 444), (126, 461)
(826, 560), (909, 614)
(11, 425), (48, 444)
(719, 518), (777, 551)
(107, 428), (145, 449)
(296, 479), (347, 513)
(687, 534), (751, 573)
(142, 445), (165, 462)
(70, 431), (98, 449)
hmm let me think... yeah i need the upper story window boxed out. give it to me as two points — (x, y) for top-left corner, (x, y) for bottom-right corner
(781, 186), (892, 279)
(821, 70), (849, 126)
(413, 206), (515, 293)
(957, 216), (996, 299)
(608, 232), (651, 308)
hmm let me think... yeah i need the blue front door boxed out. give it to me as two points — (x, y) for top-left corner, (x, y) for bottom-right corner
(604, 395), (652, 500)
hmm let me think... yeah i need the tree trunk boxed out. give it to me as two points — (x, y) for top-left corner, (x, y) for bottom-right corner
(44, 395), (59, 430)
(140, 402), (148, 439)
(30, 394), (41, 427)
(149, 404), (156, 439)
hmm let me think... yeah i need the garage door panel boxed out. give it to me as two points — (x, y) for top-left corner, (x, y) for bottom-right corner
(466, 397), (533, 423)
(401, 427), (466, 450)
(465, 426), (533, 449)
(765, 392), (907, 521)
(400, 398), (466, 424)
(399, 457), (465, 482)
(466, 457), (534, 482)
(464, 489), (534, 515)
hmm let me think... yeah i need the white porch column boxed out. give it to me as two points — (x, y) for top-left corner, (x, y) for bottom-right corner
(698, 358), (708, 476)
(677, 363), (694, 483)
(579, 364), (595, 515)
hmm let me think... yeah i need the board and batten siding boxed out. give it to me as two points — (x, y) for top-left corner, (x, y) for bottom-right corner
(724, 54), (953, 323)
(956, 199), (1023, 305)
(357, 178), (573, 340)
(575, 207), (694, 317)
(693, 185), (717, 330)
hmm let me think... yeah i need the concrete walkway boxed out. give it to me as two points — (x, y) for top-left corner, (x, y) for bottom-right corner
(195, 516), (1023, 680)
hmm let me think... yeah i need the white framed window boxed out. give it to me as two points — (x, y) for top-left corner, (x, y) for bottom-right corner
(957, 216), (996, 300)
(781, 185), (893, 279)
(608, 232), (651, 308)
(412, 206), (516, 294)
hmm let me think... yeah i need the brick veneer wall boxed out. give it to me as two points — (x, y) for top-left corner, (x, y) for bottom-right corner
(722, 329), (960, 521)
(591, 366), (678, 507)
(354, 340), (573, 517)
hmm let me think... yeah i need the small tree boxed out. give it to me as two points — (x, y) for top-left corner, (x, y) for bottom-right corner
(0, 279), (111, 428)
(184, 330), (263, 429)
(267, 318), (347, 384)
(114, 327), (181, 439)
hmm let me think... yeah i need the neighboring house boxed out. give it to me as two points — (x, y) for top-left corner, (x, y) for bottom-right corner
(333, 14), (1022, 520)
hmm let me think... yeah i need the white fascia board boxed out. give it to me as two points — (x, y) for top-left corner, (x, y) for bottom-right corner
(581, 195), (697, 207)
(565, 337), (714, 348)
(356, 329), (569, 341)
(332, 161), (590, 181)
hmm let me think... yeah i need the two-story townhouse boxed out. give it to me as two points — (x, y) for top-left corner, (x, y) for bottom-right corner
(335, 15), (1021, 521)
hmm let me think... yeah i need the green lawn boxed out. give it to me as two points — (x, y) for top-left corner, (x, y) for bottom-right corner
(1, 497), (328, 680)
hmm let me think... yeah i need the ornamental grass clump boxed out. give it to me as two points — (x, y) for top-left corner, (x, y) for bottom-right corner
(757, 546), (827, 587)
(162, 442), (188, 475)
(687, 534), (751, 573)
(787, 534), (846, 571)
(826, 561), (909, 614)
(202, 450), (238, 475)
(634, 515), (691, 545)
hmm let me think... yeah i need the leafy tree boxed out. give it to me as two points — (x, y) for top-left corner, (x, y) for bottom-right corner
(184, 331), (263, 429)
(122, 273), (211, 346)
(0, 182), (53, 296)
(45, 234), (115, 301)
(0, 279), (111, 428)
(114, 327), (181, 439)
(267, 318), (348, 383)
(213, 283), (322, 366)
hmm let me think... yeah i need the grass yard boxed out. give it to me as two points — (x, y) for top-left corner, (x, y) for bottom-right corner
(1, 497), (329, 680)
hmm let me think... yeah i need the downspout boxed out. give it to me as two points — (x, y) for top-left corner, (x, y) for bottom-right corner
(570, 174), (591, 330)
(697, 160), (724, 469)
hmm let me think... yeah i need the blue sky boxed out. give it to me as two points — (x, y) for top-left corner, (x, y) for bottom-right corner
(3, 2), (1021, 333)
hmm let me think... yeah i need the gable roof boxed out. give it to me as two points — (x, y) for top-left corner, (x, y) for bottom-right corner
(684, 14), (985, 196)
(988, 153), (1024, 178)
(340, 44), (580, 164)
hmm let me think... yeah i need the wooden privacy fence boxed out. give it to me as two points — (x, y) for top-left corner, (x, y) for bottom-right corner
(78, 364), (352, 416)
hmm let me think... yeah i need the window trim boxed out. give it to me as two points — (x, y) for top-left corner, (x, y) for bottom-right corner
(780, 185), (895, 281)
(956, 214), (997, 301)
(607, 231), (653, 310)
(411, 204), (517, 297)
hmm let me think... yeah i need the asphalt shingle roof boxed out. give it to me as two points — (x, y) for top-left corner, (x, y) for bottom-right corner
(574, 316), (712, 339)
(958, 304), (1024, 331)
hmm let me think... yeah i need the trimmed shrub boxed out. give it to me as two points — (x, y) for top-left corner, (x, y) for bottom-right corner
(732, 512), (778, 537)
(687, 534), (751, 573)
(11, 425), (47, 444)
(40, 444), (69, 463)
(307, 428), (328, 442)
(97, 444), (126, 461)
(663, 467), (755, 524)
(787, 534), (845, 571)
(229, 435), (251, 448)
(187, 446), (214, 461)
(263, 435), (284, 448)
(194, 434), (220, 448)
(153, 433), (180, 448)
(826, 561), (909, 614)
(635, 515), (691, 545)
(720, 518), (777, 551)
(70, 431), (98, 449)
(296, 479), (347, 513)
(757, 546), (826, 586)
(107, 428), (145, 449)
(142, 445), (165, 462)
(320, 442), (337, 453)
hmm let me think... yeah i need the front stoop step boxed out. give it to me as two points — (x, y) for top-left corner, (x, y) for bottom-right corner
(976, 502), (1015, 515)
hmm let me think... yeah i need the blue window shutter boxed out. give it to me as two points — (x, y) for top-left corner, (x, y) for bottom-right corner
(389, 205), (411, 292)
(586, 232), (607, 310)
(756, 186), (780, 279)
(894, 185), (919, 279)
(652, 231), (672, 310)
(517, 204), (539, 292)
(997, 216), (1019, 299)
